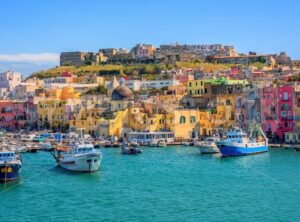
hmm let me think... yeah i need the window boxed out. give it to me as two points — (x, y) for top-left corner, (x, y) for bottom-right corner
(204, 88), (208, 94)
(283, 92), (289, 100)
(190, 116), (196, 123)
(180, 116), (186, 124)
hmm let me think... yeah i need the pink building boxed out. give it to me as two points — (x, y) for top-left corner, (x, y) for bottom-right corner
(0, 100), (37, 131)
(260, 85), (295, 141)
(260, 86), (278, 139)
(277, 85), (295, 140)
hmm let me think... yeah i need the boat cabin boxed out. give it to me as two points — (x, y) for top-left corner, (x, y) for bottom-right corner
(0, 152), (16, 161)
(72, 144), (94, 154)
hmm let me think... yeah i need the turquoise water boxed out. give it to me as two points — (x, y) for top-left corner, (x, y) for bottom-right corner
(1, 147), (300, 222)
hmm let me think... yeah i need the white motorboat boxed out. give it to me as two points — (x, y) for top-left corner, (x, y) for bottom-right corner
(157, 140), (167, 147)
(197, 136), (220, 154)
(121, 142), (142, 155)
(149, 140), (158, 147)
(54, 144), (102, 172)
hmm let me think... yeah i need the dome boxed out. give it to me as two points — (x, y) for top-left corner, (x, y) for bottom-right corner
(111, 85), (133, 101)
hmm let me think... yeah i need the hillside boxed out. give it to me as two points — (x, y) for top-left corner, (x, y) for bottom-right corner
(29, 62), (234, 79)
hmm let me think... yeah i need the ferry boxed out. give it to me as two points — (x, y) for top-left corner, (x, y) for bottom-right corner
(197, 136), (220, 154)
(53, 144), (102, 172)
(216, 127), (268, 157)
(0, 151), (22, 182)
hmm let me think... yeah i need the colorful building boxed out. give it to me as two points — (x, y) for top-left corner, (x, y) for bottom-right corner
(0, 100), (37, 131)
(37, 86), (81, 130)
(277, 85), (294, 140)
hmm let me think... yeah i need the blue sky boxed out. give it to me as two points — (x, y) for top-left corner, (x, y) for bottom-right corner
(0, 0), (299, 75)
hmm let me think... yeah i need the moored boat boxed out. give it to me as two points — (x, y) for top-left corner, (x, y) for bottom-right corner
(0, 150), (22, 183)
(197, 136), (220, 154)
(149, 140), (158, 147)
(157, 140), (167, 147)
(52, 144), (102, 172)
(121, 142), (142, 155)
(216, 127), (268, 157)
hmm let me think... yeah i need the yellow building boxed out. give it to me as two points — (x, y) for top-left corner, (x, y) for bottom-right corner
(97, 109), (129, 137)
(187, 78), (248, 97)
(187, 79), (210, 97)
(212, 94), (236, 130)
(39, 86), (80, 99)
(69, 107), (106, 135)
(37, 86), (81, 129)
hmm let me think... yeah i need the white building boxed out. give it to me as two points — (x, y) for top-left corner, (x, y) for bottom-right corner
(120, 78), (180, 91)
(0, 71), (22, 91)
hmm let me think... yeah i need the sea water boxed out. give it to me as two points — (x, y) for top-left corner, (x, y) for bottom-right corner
(1, 147), (300, 222)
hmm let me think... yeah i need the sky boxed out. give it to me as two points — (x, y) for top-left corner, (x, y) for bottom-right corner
(0, 0), (299, 76)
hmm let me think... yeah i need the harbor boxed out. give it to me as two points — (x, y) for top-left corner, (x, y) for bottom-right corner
(1, 1), (300, 221)
(1, 147), (300, 222)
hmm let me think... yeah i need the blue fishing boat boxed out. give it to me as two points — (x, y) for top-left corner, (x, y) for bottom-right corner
(216, 127), (268, 157)
(0, 151), (22, 182)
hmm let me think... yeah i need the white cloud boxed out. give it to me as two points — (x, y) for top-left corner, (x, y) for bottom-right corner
(0, 53), (59, 64)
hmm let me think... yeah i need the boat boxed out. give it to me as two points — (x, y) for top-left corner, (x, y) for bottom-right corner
(0, 150), (22, 183)
(216, 127), (268, 157)
(197, 136), (220, 154)
(26, 144), (39, 153)
(127, 131), (174, 144)
(32, 136), (45, 143)
(39, 143), (53, 151)
(149, 140), (158, 147)
(52, 144), (102, 172)
(121, 142), (142, 155)
(157, 140), (167, 147)
(130, 141), (140, 148)
(182, 141), (192, 146)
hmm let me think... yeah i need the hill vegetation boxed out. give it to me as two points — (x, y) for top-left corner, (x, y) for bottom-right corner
(29, 62), (234, 79)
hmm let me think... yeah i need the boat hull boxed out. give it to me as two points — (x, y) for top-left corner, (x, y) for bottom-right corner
(198, 145), (219, 154)
(58, 153), (101, 172)
(0, 163), (22, 182)
(218, 144), (268, 156)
